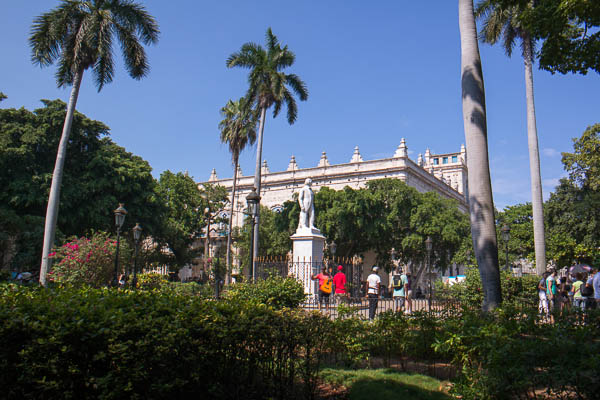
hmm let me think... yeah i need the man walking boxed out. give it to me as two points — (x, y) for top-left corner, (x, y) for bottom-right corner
(333, 265), (347, 304)
(365, 266), (381, 320)
(392, 268), (407, 313)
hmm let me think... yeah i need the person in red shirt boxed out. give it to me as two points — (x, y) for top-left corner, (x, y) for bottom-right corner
(311, 267), (332, 310)
(333, 265), (348, 304)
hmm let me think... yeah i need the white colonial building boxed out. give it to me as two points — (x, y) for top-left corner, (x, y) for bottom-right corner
(201, 138), (468, 232)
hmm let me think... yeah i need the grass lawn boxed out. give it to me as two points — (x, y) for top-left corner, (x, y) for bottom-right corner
(320, 368), (453, 400)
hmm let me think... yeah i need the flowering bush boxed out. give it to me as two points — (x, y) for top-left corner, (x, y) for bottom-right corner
(50, 231), (130, 287)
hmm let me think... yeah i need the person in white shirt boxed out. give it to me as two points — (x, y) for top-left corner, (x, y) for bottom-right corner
(365, 266), (381, 320)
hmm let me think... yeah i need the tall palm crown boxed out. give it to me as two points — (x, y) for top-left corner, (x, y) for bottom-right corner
(30, 0), (159, 91)
(475, 0), (531, 57)
(226, 28), (308, 124)
(219, 97), (258, 163)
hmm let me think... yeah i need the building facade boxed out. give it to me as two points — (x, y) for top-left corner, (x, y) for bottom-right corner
(200, 138), (468, 230)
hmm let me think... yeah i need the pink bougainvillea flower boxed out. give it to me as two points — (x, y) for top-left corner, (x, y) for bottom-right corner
(48, 252), (56, 257)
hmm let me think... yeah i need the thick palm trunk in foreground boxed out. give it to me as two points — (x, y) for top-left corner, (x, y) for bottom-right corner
(523, 36), (546, 276)
(225, 158), (239, 284)
(459, 0), (502, 310)
(39, 69), (83, 286)
(251, 106), (267, 279)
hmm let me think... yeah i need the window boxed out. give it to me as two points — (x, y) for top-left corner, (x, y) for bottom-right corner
(442, 157), (448, 164)
(452, 155), (458, 163)
(433, 158), (439, 165)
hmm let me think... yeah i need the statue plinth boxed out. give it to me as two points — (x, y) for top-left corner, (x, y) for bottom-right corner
(290, 227), (325, 295)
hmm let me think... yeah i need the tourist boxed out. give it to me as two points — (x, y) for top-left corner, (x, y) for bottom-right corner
(572, 273), (585, 311)
(392, 268), (408, 313)
(585, 268), (598, 310)
(538, 271), (549, 316)
(546, 269), (558, 323)
(592, 268), (600, 309)
(365, 266), (381, 320)
(311, 267), (332, 311)
(405, 271), (413, 314)
(332, 265), (348, 304)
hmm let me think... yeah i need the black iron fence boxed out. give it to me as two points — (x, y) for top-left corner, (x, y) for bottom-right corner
(254, 257), (363, 297)
(301, 296), (463, 319)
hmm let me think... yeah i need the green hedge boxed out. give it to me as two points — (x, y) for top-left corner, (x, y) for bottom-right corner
(0, 284), (329, 400)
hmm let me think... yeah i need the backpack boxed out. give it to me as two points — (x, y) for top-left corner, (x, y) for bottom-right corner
(581, 284), (593, 297)
(392, 275), (402, 289)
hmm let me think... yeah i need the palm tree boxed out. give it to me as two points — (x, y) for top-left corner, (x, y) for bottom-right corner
(226, 28), (308, 277)
(30, 0), (159, 286)
(219, 97), (258, 283)
(459, 0), (502, 310)
(475, 0), (546, 276)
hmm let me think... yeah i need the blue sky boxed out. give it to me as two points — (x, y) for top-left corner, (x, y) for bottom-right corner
(1, 1), (598, 210)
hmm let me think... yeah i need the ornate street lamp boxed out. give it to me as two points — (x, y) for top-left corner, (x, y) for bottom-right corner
(204, 206), (211, 276)
(113, 203), (127, 287)
(425, 236), (433, 311)
(501, 224), (510, 271)
(132, 223), (142, 288)
(246, 188), (260, 281)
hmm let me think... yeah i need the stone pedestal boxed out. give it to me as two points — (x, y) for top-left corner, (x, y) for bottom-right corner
(290, 227), (325, 295)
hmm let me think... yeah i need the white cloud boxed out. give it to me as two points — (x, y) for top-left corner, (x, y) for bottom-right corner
(542, 148), (560, 157)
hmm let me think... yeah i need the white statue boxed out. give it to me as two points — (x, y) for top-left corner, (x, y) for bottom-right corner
(298, 178), (316, 230)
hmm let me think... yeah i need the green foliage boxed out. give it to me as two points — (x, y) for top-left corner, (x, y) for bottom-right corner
(224, 275), (306, 309)
(436, 266), (539, 309)
(435, 307), (600, 399)
(489, 0), (600, 74)
(30, 0), (159, 89)
(262, 179), (470, 274)
(49, 232), (131, 287)
(136, 272), (214, 297)
(562, 123), (600, 191)
(0, 99), (163, 271)
(0, 284), (331, 400)
(227, 28), (308, 123)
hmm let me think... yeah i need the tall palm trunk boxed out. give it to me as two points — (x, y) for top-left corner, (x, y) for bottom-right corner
(523, 35), (546, 276)
(39, 69), (84, 286)
(458, 0), (502, 311)
(251, 106), (267, 279)
(225, 156), (239, 284)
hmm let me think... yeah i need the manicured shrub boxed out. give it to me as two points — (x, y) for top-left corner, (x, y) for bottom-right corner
(0, 284), (330, 400)
(436, 266), (539, 309)
(224, 275), (307, 309)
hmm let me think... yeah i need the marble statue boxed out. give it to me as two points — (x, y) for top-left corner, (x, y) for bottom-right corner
(298, 178), (316, 230)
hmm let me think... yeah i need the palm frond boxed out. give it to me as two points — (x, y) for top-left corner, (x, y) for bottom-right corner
(265, 27), (278, 51)
(226, 42), (264, 68)
(285, 73), (308, 101)
(283, 89), (298, 125)
(93, 15), (115, 91)
(110, 0), (160, 45)
(114, 22), (149, 79)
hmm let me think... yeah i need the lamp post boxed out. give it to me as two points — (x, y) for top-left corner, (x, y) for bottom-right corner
(501, 224), (510, 271)
(214, 238), (223, 298)
(113, 203), (127, 287)
(246, 188), (260, 281)
(132, 223), (142, 288)
(425, 236), (433, 312)
(204, 206), (211, 276)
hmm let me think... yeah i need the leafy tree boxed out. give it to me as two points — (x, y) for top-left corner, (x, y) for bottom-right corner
(496, 203), (535, 266)
(153, 171), (204, 270)
(476, 0), (546, 275)
(459, 0), (502, 310)
(490, 0), (600, 74)
(0, 99), (161, 272)
(562, 123), (600, 191)
(219, 97), (257, 281)
(30, 0), (159, 285)
(227, 28), (308, 266)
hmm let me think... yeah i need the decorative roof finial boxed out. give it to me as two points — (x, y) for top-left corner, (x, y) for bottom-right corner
(287, 155), (298, 171)
(318, 151), (330, 167)
(350, 146), (363, 163)
(209, 168), (218, 182)
(393, 138), (408, 158)
(261, 159), (270, 174)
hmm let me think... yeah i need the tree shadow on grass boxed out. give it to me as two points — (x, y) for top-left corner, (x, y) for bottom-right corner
(323, 368), (452, 400)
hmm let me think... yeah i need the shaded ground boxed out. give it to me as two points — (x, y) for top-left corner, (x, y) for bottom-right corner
(318, 368), (453, 400)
